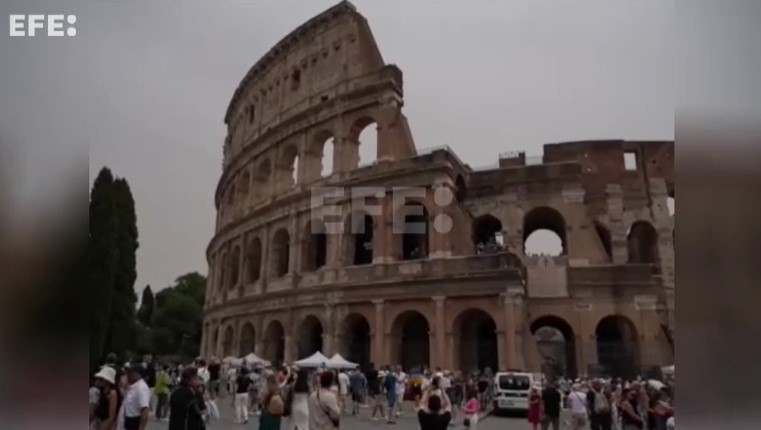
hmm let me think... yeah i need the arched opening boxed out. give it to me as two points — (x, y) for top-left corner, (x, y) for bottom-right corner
(596, 315), (639, 379)
(239, 323), (256, 356)
(226, 184), (236, 211)
(340, 313), (371, 368)
(667, 197), (675, 216)
(222, 326), (234, 357)
(346, 212), (374, 265)
(523, 207), (567, 256)
(291, 69), (301, 91)
(530, 316), (578, 379)
(321, 136), (335, 177)
(391, 311), (430, 371)
(399, 202), (429, 260)
(217, 252), (228, 294)
(454, 309), (498, 373)
(292, 155), (300, 186)
(246, 238), (262, 282)
(627, 221), (659, 264)
(264, 321), (285, 364)
(297, 315), (324, 358)
(455, 175), (467, 202)
(272, 229), (290, 277)
(229, 245), (241, 289)
(254, 159), (271, 201)
(351, 117), (378, 167)
(279, 145), (299, 189)
(238, 170), (250, 203)
(595, 222), (613, 262)
(472, 214), (504, 254)
(303, 220), (327, 272)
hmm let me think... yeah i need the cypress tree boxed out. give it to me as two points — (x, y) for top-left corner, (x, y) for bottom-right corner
(89, 167), (118, 366)
(103, 178), (139, 356)
(137, 285), (154, 327)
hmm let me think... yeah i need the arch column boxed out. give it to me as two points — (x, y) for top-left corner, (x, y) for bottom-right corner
(432, 296), (447, 369)
(323, 304), (336, 356)
(501, 290), (526, 369)
(375, 198), (393, 263)
(496, 329), (506, 371)
(372, 299), (385, 365)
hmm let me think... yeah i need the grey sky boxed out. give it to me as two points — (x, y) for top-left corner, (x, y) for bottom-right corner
(0, 0), (673, 293)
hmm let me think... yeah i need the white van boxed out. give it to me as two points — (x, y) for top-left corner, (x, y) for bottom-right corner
(493, 371), (536, 413)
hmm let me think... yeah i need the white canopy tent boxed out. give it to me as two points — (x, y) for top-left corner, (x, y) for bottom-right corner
(293, 351), (330, 368)
(242, 352), (271, 366)
(326, 353), (358, 369)
(222, 356), (243, 366)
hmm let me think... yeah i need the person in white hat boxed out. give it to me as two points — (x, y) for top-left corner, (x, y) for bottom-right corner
(92, 366), (120, 430)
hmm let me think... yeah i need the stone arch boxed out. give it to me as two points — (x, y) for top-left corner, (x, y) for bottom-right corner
(302, 219), (328, 272)
(523, 206), (567, 255)
(246, 237), (263, 282)
(306, 129), (335, 179)
(530, 315), (578, 379)
(254, 159), (272, 200)
(228, 245), (241, 289)
(222, 325), (235, 357)
(237, 169), (251, 203)
(594, 221), (613, 262)
(390, 310), (431, 371)
(339, 313), (371, 368)
(217, 251), (228, 294)
(271, 228), (290, 277)
(596, 315), (640, 379)
(278, 144), (300, 189)
(210, 326), (219, 357)
(239, 322), (256, 356)
(453, 308), (498, 373)
(344, 210), (375, 266)
(627, 221), (659, 264)
(263, 319), (285, 364)
(349, 116), (379, 168)
(297, 315), (324, 358)
(226, 184), (236, 212)
(472, 214), (504, 252)
(455, 175), (467, 201)
(394, 201), (430, 261)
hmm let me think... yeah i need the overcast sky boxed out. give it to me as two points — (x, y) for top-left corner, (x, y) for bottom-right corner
(0, 0), (673, 293)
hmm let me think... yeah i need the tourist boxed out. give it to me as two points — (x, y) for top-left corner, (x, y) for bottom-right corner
(249, 366), (264, 415)
(281, 368), (310, 430)
(207, 357), (221, 400)
(619, 389), (644, 430)
(308, 370), (341, 430)
(462, 388), (479, 430)
(366, 363), (384, 421)
(527, 386), (541, 430)
(259, 373), (285, 430)
(540, 380), (562, 430)
(338, 369), (350, 413)
(117, 365), (151, 430)
(234, 367), (252, 424)
(588, 379), (613, 430)
(196, 359), (210, 391)
(168, 367), (206, 430)
(417, 384), (452, 430)
(383, 366), (398, 424)
(566, 383), (588, 430)
(153, 364), (172, 421)
(349, 368), (367, 415)
(93, 366), (121, 430)
(140, 355), (157, 416)
(653, 387), (674, 430)
(395, 365), (408, 417)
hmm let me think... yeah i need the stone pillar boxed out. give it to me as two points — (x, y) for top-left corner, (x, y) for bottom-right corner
(501, 288), (526, 369)
(288, 211), (299, 276)
(284, 335), (295, 363)
(606, 184), (628, 264)
(575, 302), (597, 376)
(432, 296), (447, 369)
(496, 329), (507, 371)
(261, 223), (271, 292)
(372, 299), (385, 365)
(374, 197), (393, 263)
(323, 304), (336, 356)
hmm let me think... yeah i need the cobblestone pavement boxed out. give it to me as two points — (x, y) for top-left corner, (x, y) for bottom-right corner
(145, 396), (534, 430)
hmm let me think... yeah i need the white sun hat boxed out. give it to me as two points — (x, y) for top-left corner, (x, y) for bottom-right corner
(94, 366), (116, 385)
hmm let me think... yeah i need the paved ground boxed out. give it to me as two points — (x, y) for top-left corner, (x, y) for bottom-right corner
(145, 396), (537, 430)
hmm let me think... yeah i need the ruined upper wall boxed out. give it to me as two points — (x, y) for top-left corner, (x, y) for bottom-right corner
(224, 1), (384, 151)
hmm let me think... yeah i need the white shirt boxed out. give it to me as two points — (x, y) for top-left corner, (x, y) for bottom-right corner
(396, 372), (407, 392)
(338, 372), (350, 391)
(440, 376), (451, 390)
(568, 391), (588, 415)
(116, 379), (150, 430)
(198, 367), (210, 385)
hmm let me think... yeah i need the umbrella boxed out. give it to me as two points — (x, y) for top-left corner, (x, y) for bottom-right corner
(326, 353), (358, 369)
(242, 353), (271, 367)
(293, 351), (330, 368)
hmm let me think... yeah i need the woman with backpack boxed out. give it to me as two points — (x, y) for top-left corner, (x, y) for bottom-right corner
(259, 373), (285, 430)
(92, 367), (121, 430)
(281, 369), (310, 430)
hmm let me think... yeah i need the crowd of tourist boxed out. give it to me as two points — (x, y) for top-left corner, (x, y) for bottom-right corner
(89, 353), (674, 430)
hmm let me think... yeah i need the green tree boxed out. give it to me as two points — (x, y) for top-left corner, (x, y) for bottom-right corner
(89, 167), (118, 367)
(137, 285), (155, 327)
(147, 272), (206, 358)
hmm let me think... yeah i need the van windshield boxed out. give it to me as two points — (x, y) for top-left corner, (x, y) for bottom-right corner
(498, 374), (531, 391)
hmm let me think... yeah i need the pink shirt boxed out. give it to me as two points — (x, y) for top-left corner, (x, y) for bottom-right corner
(463, 398), (479, 415)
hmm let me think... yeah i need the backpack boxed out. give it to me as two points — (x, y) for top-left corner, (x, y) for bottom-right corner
(267, 389), (285, 416)
(594, 391), (610, 413)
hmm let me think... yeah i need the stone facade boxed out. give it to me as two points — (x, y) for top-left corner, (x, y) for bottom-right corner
(201, 1), (674, 378)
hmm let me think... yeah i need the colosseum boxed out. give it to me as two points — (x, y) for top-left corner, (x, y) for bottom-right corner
(201, 1), (674, 379)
